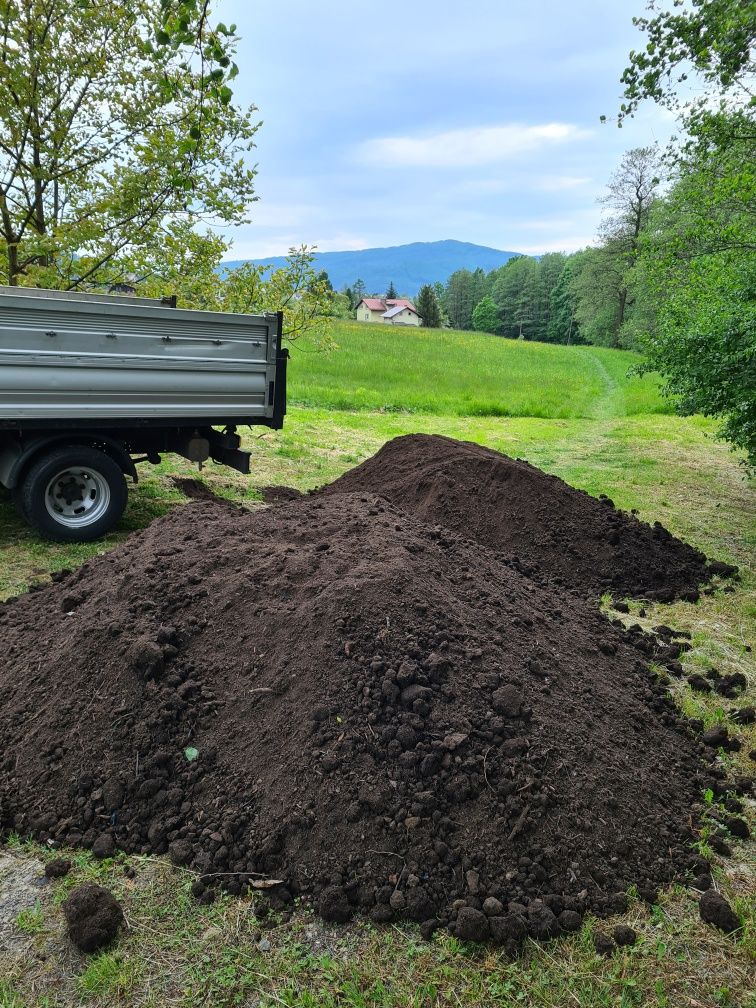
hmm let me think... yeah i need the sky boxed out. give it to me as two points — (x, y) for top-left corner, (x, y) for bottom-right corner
(219, 0), (674, 259)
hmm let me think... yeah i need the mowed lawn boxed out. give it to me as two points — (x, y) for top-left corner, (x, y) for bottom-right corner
(0, 323), (754, 1008)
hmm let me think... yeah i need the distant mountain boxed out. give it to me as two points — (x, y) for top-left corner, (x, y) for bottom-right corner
(222, 239), (523, 295)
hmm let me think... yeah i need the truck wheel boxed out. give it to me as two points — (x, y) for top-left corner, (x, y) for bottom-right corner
(19, 446), (128, 543)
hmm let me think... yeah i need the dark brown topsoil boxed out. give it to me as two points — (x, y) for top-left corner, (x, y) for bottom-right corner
(0, 468), (733, 945)
(61, 883), (124, 952)
(319, 434), (736, 601)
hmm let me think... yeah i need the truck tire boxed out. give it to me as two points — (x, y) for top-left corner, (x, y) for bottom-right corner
(18, 445), (128, 543)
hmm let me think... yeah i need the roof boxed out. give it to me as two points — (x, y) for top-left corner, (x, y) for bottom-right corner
(383, 305), (419, 318)
(357, 297), (417, 313)
(357, 298), (387, 312)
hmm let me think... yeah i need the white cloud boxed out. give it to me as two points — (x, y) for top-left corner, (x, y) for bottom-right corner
(311, 234), (370, 252)
(227, 231), (370, 260)
(517, 235), (595, 254)
(534, 175), (591, 191)
(356, 123), (593, 168)
(520, 217), (579, 231)
(246, 202), (318, 228)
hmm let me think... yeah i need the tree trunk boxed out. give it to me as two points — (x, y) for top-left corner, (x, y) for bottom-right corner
(615, 289), (627, 347)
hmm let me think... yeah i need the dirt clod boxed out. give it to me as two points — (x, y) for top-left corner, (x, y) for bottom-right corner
(455, 906), (490, 942)
(698, 890), (740, 934)
(593, 931), (614, 956)
(61, 883), (123, 952)
(613, 924), (637, 947)
(43, 858), (71, 879)
(317, 886), (354, 924)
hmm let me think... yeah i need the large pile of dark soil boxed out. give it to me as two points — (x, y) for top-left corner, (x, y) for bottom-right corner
(0, 488), (721, 945)
(320, 434), (734, 601)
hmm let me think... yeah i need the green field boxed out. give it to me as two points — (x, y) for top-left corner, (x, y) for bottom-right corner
(288, 321), (669, 417)
(0, 322), (754, 1008)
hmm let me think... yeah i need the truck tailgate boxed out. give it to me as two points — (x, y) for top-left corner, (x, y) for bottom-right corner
(0, 287), (283, 425)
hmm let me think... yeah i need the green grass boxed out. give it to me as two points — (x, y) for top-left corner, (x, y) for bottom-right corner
(288, 320), (669, 418)
(14, 904), (45, 936)
(0, 323), (753, 1007)
(1, 847), (754, 1007)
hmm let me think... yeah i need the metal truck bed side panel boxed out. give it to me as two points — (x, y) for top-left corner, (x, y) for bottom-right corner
(0, 288), (281, 422)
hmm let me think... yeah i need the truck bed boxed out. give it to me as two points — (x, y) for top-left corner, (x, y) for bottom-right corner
(0, 286), (285, 428)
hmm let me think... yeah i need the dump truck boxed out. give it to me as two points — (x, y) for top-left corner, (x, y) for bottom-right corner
(0, 285), (287, 541)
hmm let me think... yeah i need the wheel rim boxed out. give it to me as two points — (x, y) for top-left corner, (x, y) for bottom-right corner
(44, 466), (111, 528)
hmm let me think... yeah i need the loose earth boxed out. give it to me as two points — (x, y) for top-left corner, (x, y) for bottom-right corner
(0, 436), (743, 946)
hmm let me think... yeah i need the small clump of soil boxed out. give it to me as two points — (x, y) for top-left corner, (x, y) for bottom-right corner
(319, 434), (736, 601)
(258, 485), (303, 504)
(698, 889), (741, 934)
(0, 482), (729, 946)
(171, 477), (222, 502)
(61, 883), (123, 952)
(43, 858), (71, 879)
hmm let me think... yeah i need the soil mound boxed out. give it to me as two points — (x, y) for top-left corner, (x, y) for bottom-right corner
(0, 491), (717, 944)
(320, 434), (733, 601)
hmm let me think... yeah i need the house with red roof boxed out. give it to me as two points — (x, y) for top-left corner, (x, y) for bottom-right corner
(355, 297), (422, 326)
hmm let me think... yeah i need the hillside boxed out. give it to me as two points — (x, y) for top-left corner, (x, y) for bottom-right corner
(222, 239), (521, 294)
(288, 319), (669, 418)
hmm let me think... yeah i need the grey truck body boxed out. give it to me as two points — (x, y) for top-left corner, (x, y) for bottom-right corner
(0, 285), (285, 428)
(0, 286), (288, 540)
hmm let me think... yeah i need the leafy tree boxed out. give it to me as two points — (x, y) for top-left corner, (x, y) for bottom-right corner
(471, 295), (501, 334)
(491, 256), (538, 338)
(386, 280), (398, 299)
(615, 0), (755, 146)
(573, 147), (660, 348)
(351, 278), (367, 307)
(571, 246), (628, 347)
(612, 0), (755, 462)
(0, 0), (257, 288)
(139, 239), (336, 349)
(634, 131), (756, 465)
(326, 292), (353, 319)
(312, 269), (333, 292)
(416, 284), (441, 328)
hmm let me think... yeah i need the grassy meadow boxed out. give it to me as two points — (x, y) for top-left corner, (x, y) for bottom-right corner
(0, 319), (753, 1008)
(287, 321), (669, 417)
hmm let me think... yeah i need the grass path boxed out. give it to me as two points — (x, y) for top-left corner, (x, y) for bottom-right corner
(583, 347), (626, 421)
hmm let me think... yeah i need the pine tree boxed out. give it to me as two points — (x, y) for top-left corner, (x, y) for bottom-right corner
(416, 284), (442, 328)
(444, 269), (476, 329)
(386, 280), (398, 299)
(546, 260), (582, 344)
